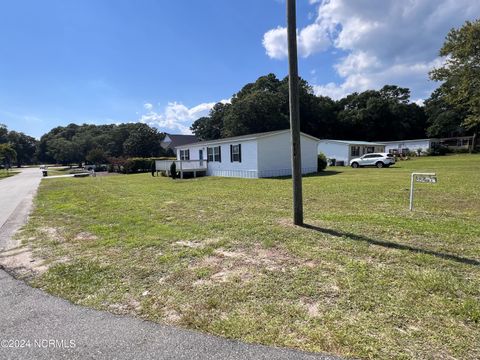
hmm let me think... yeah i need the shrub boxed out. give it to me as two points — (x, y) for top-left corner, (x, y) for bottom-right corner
(170, 162), (177, 179)
(427, 144), (451, 156)
(317, 153), (328, 171)
(150, 160), (156, 176)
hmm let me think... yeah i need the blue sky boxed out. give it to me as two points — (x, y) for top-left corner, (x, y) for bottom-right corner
(1, 0), (478, 138)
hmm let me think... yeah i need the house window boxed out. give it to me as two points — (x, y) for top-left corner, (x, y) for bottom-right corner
(351, 146), (360, 156)
(207, 146), (221, 162)
(180, 149), (190, 161)
(230, 144), (241, 162)
(366, 146), (374, 153)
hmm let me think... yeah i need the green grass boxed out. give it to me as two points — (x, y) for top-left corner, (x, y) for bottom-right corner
(18, 154), (480, 359)
(0, 169), (19, 179)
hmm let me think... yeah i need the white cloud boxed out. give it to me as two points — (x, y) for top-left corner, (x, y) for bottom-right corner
(263, 0), (480, 100)
(262, 23), (330, 60)
(139, 99), (230, 134)
(262, 27), (288, 59)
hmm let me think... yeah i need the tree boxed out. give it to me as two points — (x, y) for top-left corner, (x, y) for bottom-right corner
(123, 124), (164, 157)
(424, 87), (467, 138)
(335, 85), (426, 141)
(0, 124), (8, 143)
(430, 19), (480, 144)
(7, 131), (38, 166)
(221, 74), (288, 137)
(191, 102), (230, 140)
(47, 138), (81, 165)
(0, 143), (17, 168)
(86, 148), (107, 165)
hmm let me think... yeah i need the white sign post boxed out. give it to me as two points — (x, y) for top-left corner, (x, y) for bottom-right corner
(409, 172), (437, 211)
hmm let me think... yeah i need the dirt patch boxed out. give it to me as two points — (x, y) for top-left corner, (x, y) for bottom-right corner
(0, 246), (48, 276)
(163, 308), (182, 324)
(174, 240), (203, 249)
(39, 226), (65, 243)
(277, 218), (299, 228)
(191, 244), (315, 286)
(108, 298), (142, 315)
(173, 238), (222, 249)
(74, 232), (98, 241)
(299, 298), (321, 317)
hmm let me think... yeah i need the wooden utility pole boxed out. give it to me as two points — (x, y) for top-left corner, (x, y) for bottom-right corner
(287, 0), (303, 225)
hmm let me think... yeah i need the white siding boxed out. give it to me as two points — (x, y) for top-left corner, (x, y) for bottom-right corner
(177, 140), (259, 178)
(383, 140), (431, 153)
(257, 132), (318, 177)
(318, 141), (349, 164)
(206, 140), (258, 177)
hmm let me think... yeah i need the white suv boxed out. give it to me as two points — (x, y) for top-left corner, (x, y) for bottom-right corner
(350, 153), (395, 168)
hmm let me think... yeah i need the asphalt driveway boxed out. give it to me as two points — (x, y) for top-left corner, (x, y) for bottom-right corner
(0, 168), (338, 360)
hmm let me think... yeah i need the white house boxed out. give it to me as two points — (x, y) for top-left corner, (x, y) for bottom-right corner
(318, 140), (386, 166)
(380, 136), (474, 154)
(380, 139), (433, 154)
(156, 129), (320, 178)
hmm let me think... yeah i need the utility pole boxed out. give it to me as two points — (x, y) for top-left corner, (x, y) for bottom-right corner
(287, 0), (303, 225)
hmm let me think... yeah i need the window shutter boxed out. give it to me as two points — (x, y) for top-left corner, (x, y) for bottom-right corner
(230, 145), (233, 162)
(238, 144), (242, 162)
(218, 146), (221, 162)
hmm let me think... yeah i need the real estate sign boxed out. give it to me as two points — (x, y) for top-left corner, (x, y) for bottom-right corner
(410, 173), (438, 210)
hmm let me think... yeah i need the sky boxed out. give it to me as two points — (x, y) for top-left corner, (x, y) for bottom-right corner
(0, 0), (479, 138)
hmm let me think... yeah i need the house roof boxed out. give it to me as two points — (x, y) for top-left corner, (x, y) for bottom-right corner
(163, 134), (198, 148)
(318, 139), (385, 146)
(175, 129), (320, 148)
(378, 138), (432, 144)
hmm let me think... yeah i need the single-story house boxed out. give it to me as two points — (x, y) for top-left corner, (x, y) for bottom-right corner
(160, 133), (198, 152)
(380, 136), (474, 154)
(318, 140), (386, 166)
(156, 129), (320, 178)
(380, 139), (433, 154)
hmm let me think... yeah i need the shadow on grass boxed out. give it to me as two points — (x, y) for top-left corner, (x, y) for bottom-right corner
(302, 223), (480, 267)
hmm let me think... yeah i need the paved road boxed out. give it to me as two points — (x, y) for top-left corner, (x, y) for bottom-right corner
(0, 169), (339, 360)
(0, 168), (42, 251)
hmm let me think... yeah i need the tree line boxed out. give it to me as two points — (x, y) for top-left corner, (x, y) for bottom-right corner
(0, 122), (171, 167)
(192, 77), (429, 142)
(0, 124), (37, 167)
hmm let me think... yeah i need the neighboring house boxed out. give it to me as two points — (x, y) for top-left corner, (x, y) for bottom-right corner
(318, 140), (386, 166)
(156, 129), (320, 178)
(380, 139), (433, 154)
(380, 136), (474, 154)
(160, 134), (198, 152)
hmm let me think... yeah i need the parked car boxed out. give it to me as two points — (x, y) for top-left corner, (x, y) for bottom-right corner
(350, 153), (396, 168)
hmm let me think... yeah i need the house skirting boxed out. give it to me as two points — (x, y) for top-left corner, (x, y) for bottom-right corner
(207, 167), (317, 178)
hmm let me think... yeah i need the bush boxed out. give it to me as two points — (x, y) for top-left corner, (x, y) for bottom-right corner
(170, 161), (177, 179)
(317, 153), (328, 171)
(427, 144), (451, 156)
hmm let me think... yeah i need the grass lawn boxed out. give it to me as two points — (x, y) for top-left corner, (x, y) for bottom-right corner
(0, 169), (19, 179)
(14, 154), (480, 359)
